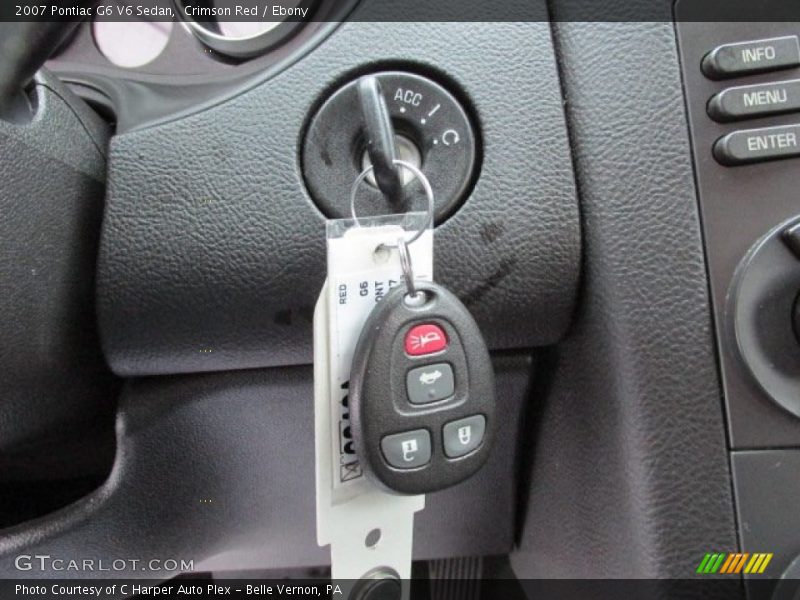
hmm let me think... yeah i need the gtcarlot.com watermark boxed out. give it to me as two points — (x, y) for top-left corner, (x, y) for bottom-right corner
(14, 554), (194, 573)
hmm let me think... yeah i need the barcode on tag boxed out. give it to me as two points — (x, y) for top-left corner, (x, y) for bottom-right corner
(333, 275), (403, 484)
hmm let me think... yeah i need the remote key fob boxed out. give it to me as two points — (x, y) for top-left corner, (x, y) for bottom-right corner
(349, 281), (495, 494)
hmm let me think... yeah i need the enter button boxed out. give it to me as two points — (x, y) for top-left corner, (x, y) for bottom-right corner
(713, 124), (800, 166)
(708, 79), (800, 122)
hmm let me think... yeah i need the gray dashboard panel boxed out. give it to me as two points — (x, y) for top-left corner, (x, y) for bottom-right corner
(96, 9), (581, 376)
(732, 450), (800, 599)
(676, 19), (800, 448)
(0, 355), (530, 573)
(0, 71), (118, 479)
(511, 19), (738, 584)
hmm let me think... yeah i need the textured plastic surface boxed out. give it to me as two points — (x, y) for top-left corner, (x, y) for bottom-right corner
(511, 20), (738, 583)
(732, 450), (800, 599)
(96, 15), (580, 376)
(350, 282), (495, 494)
(0, 70), (118, 481)
(676, 18), (800, 447)
(0, 355), (530, 574)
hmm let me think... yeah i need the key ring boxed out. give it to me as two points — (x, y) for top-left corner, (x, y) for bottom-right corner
(349, 159), (435, 248)
(396, 236), (418, 298)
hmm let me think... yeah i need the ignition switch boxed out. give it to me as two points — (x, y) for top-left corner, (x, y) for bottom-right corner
(302, 71), (478, 223)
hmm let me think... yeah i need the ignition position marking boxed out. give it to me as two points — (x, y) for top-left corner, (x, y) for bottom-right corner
(442, 129), (460, 146)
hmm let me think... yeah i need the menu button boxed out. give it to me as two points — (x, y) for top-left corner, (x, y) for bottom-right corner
(708, 79), (800, 122)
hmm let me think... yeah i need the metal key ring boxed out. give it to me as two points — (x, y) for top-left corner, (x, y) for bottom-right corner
(349, 159), (435, 247)
(396, 236), (417, 298)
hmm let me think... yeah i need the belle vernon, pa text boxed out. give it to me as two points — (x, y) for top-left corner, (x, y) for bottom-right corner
(16, 583), (343, 597)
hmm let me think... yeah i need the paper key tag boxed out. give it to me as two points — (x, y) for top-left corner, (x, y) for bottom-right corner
(314, 212), (431, 593)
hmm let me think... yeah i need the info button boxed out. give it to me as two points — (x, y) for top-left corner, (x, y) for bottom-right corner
(714, 124), (800, 166)
(702, 36), (800, 79)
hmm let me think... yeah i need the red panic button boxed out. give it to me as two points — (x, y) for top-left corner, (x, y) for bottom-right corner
(405, 323), (448, 356)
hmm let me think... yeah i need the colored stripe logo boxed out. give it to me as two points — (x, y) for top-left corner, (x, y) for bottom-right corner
(697, 553), (773, 574)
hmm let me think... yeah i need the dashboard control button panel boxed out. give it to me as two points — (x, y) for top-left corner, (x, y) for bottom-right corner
(691, 32), (800, 168)
(676, 16), (800, 448)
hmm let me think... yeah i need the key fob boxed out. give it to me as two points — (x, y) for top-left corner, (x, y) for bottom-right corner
(349, 281), (495, 494)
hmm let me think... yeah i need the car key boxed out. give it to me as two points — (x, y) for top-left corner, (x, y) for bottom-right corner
(349, 279), (495, 495)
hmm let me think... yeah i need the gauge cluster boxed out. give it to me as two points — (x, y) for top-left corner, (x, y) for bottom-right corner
(173, 0), (312, 58)
(92, 19), (173, 68)
(45, 0), (353, 131)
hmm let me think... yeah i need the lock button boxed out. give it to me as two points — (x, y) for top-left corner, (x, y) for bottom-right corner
(381, 429), (431, 469)
(443, 415), (485, 459)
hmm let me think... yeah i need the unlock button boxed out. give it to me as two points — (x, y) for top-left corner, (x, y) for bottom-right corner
(443, 415), (486, 459)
